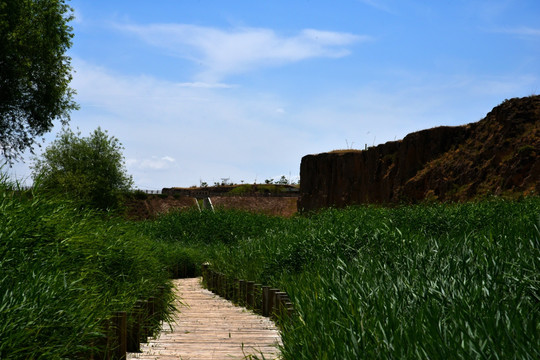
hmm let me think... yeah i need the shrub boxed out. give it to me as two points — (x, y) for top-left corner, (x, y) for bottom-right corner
(32, 127), (133, 210)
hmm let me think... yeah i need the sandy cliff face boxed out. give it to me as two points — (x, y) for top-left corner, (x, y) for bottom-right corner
(298, 95), (540, 212)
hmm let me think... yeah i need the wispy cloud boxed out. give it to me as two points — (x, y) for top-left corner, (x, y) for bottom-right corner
(488, 26), (540, 37)
(115, 23), (369, 81)
(127, 156), (177, 171)
(176, 82), (236, 89)
(357, 0), (394, 13)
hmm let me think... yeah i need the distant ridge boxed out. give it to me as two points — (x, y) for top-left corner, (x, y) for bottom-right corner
(299, 95), (540, 211)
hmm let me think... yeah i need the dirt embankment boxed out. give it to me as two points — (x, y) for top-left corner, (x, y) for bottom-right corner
(123, 196), (199, 220)
(124, 195), (298, 220)
(298, 95), (540, 212)
(210, 196), (298, 217)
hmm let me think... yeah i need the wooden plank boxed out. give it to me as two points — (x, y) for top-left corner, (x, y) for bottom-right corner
(127, 278), (281, 360)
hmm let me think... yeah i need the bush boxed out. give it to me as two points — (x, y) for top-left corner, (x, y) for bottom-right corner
(133, 189), (149, 200)
(32, 127), (133, 210)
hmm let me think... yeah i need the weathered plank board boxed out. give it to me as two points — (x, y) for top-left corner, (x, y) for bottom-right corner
(128, 278), (281, 360)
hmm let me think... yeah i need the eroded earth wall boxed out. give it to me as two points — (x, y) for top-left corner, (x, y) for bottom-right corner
(298, 95), (540, 212)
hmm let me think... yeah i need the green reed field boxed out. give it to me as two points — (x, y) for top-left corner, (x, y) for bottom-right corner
(144, 197), (540, 360)
(0, 177), (179, 359)
(2, 168), (539, 359)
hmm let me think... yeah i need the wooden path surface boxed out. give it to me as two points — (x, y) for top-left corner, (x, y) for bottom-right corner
(127, 278), (282, 360)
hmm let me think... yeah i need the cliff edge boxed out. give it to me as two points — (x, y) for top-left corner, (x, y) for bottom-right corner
(298, 95), (540, 211)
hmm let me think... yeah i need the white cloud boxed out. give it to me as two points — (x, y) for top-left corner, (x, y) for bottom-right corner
(116, 23), (368, 81)
(128, 156), (177, 171)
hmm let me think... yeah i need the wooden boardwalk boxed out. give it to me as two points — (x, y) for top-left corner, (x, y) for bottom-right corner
(127, 278), (282, 360)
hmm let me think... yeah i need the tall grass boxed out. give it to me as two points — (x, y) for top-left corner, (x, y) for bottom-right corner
(0, 175), (173, 359)
(146, 198), (540, 359)
(5, 166), (537, 360)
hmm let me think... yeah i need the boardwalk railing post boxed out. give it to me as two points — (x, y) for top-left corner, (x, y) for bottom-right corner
(202, 263), (209, 285)
(246, 281), (255, 309)
(268, 289), (278, 318)
(233, 279), (239, 303)
(142, 297), (155, 339)
(208, 270), (214, 291)
(156, 286), (165, 317)
(238, 280), (246, 306)
(148, 296), (156, 332)
(262, 286), (270, 316)
(219, 273), (226, 297)
(211, 271), (217, 292)
(274, 292), (289, 321)
(254, 284), (262, 313)
(140, 300), (149, 341)
(128, 301), (143, 352)
(197, 266), (295, 322)
(225, 277), (232, 300)
(110, 311), (127, 360)
(215, 273), (221, 295)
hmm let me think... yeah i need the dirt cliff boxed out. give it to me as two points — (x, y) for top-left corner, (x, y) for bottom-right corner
(298, 95), (540, 211)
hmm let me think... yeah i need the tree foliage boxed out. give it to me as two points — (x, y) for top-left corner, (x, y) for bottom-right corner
(32, 127), (133, 210)
(0, 0), (77, 162)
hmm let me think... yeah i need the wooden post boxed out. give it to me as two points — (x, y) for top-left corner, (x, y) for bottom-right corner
(233, 279), (239, 303)
(220, 273), (226, 297)
(112, 311), (127, 360)
(246, 281), (255, 309)
(211, 271), (217, 292)
(202, 263), (209, 285)
(254, 284), (262, 313)
(127, 301), (143, 352)
(273, 291), (287, 319)
(148, 297), (156, 320)
(140, 300), (149, 340)
(238, 280), (246, 306)
(268, 289), (278, 318)
(262, 286), (270, 316)
(208, 270), (214, 291)
(215, 273), (221, 295)
(284, 301), (295, 317)
(144, 297), (156, 338)
(224, 277), (232, 300)
(156, 286), (165, 315)
(207, 270), (212, 291)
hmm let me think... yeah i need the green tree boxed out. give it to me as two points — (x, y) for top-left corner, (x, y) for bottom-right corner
(32, 127), (133, 210)
(0, 0), (77, 162)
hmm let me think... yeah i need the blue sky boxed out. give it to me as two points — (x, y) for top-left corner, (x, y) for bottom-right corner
(10, 0), (540, 189)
